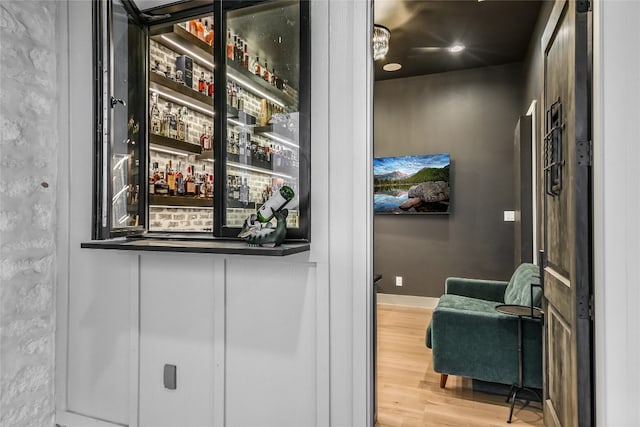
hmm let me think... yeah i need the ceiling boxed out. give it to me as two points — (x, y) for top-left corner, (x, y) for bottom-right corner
(374, 0), (543, 81)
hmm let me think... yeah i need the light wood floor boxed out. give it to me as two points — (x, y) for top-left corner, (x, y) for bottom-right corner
(376, 304), (544, 427)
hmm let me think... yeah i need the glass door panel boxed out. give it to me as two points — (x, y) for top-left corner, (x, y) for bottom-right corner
(108, 0), (146, 233)
(223, 0), (304, 235)
(147, 10), (216, 233)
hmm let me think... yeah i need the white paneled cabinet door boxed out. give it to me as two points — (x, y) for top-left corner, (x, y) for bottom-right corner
(139, 254), (217, 427)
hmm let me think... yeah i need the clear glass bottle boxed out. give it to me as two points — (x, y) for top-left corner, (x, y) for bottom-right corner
(150, 93), (162, 135)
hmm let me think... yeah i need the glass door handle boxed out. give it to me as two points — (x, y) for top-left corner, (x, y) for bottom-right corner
(110, 97), (127, 108)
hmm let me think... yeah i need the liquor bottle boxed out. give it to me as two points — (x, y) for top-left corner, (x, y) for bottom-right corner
(256, 185), (294, 222)
(148, 162), (157, 195)
(231, 83), (239, 110)
(270, 68), (277, 86)
(203, 20), (209, 42)
(243, 42), (249, 70)
(237, 87), (244, 112)
(254, 55), (261, 77)
(185, 165), (196, 196)
(166, 160), (176, 196)
(240, 177), (250, 207)
(177, 106), (187, 141)
(259, 99), (271, 126)
(206, 174), (214, 198)
(198, 72), (206, 93)
(233, 176), (240, 201)
(233, 35), (238, 62)
(166, 103), (178, 139)
(160, 102), (170, 136)
(200, 124), (208, 150)
(189, 19), (198, 36)
(150, 93), (162, 135)
(196, 18), (205, 41)
(194, 167), (203, 197)
(207, 75), (214, 97)
(206, 125), (213, 151)
(262, 61), (270, 82)
(226, 30), (233, 60)
(208, 23), (214, 46)
(165, 64), (173, 80)
(176, 162), (185, 196)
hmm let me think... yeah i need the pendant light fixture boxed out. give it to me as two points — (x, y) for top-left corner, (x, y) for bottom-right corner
(372, 24), (390, 61)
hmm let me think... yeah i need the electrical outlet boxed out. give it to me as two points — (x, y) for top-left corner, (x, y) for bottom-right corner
(504, 210), (515, 222)
(395, 276), (403, 287)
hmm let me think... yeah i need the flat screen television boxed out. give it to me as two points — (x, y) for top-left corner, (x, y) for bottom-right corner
(373, 153), (450, 214)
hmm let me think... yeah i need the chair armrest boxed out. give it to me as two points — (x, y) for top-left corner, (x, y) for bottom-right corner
(445, 277), (508, 302)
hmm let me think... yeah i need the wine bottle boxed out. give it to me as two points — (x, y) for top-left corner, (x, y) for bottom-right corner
(256, 185), (294, 222)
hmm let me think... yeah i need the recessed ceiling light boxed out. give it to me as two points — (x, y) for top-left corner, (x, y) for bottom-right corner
(448, 44), (465, 53)
(383, 63), (402, 72)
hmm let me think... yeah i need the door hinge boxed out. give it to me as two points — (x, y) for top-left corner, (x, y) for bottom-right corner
(577, 139), (592, 166)
(589, 294), (595, 320)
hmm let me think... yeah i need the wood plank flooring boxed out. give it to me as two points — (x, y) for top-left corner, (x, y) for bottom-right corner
(376, 304), (544, 427)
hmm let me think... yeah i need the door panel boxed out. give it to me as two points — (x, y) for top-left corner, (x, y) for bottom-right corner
(541, 1), (592, 426)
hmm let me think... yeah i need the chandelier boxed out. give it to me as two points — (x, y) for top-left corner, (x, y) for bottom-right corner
(372, 25), (390, 61)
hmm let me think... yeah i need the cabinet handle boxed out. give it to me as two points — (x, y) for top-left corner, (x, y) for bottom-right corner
(110, 97), (126, 108)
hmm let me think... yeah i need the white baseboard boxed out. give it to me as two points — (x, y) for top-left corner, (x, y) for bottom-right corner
(377, 293), (439, 309)
(56, 411), (124, 427)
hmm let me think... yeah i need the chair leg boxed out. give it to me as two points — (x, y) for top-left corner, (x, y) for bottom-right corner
(440, 374), (448, 389)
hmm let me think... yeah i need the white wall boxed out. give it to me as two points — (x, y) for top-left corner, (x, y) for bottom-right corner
(56, 2), (373, 427)
(593, 1), (640, 426)
(0, 2), (59, 426)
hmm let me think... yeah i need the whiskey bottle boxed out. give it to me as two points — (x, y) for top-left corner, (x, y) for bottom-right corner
(254, 55), (261, 77)
(148, 162), (158, 195)
(166, 160), (176, 196)
(256, 185), (294, 222)
(243, 42), (249, 70)
(185, 165), (196, 196)
(206, 125), (213, 151)
(150, 93), (162, 135)
(240, 177), (250, 207)
(208, 23), (214, 46)
(160, 102), (171, 136)
(189, 19), (198, 36)
(262, 61), (270, 82)
(207, 75), (214, 97)
(198, 72), (206, 93)
(226, 30), (234, 60)
(200, 124), (208, 150)
(177, 106), (187, 141)
(167, 103), (178, 139)
(176, 162), (185, 196)
(196, 18), (205, 41)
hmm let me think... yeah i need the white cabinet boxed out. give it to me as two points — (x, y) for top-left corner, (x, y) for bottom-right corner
(139, 254), (217, 427)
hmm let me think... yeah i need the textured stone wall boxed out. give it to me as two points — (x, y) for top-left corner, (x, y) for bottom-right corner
(0, 2), (58, 426)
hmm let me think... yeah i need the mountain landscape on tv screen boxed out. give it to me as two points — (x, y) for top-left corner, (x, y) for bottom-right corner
(373, 154), (450, 214)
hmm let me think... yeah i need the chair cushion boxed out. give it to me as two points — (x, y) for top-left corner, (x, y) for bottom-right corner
(504, 263), (542, 307)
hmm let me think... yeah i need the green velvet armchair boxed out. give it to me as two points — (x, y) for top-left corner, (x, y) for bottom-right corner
(425, 263), (542, 389)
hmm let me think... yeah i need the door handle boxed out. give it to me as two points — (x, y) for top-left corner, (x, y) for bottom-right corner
(110, 97), (126, 108)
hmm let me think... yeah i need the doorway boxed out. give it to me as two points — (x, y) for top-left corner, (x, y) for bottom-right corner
(371, 0), (594, 425)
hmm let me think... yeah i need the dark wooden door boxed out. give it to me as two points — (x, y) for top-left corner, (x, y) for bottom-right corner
(540, 1), (593, 426)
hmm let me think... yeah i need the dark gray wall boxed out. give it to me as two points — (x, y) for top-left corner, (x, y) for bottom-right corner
(374, 62), (525, 297)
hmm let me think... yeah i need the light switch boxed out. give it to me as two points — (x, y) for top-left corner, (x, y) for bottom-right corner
(503, 210), (515, 222)
(163, 364), (177, 390)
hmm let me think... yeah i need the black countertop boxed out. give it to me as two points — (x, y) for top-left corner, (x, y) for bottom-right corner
(81, 238), (310, 256)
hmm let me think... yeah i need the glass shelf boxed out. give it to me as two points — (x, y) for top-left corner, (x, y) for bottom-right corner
(150, 24), (214, 71)
(149, 194), (213, 208)
(150, 133), (202, 155)
(226, 61), (297, 108)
